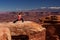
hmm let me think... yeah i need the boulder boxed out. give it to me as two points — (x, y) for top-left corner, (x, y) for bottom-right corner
(0, 21), (46, 40)
(0, 27), (11, 40)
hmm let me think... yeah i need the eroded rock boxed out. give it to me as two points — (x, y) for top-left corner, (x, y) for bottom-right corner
(0, 21), (46, 40)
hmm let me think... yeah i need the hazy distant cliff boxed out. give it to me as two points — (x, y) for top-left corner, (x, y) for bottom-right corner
(0, 8), (60, 22)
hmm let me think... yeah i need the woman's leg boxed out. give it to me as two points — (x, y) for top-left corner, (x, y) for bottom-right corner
(21, 18), (24, 22)
(13, 19), (18, 23)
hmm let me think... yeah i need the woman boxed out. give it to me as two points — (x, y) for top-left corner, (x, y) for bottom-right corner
(13, 12), (24, 23)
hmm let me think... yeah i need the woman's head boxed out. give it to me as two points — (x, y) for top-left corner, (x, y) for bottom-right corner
(19, 12), (22, 15)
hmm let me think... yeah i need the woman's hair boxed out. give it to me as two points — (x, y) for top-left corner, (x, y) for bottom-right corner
(19, 12), (22, 15)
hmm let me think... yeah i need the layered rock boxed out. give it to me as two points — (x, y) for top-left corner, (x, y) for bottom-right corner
(0, 21), (46, 40)
(0, 27), (11, 40)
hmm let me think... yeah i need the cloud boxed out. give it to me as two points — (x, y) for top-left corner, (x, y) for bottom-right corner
(40, 7), (47, 9)
(48, 7), (60, 9)
(40, 7), (60, 9)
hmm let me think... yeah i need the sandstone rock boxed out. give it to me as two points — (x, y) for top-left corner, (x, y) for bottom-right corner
(0, 21), (46, 40)
(0, 27), (11, 40)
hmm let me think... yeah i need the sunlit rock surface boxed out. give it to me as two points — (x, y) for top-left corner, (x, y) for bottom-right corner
(0, 27), (11, 40)
(0, 21), (46, 40)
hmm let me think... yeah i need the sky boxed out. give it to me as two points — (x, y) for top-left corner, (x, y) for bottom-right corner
(0, 0), (60, 12)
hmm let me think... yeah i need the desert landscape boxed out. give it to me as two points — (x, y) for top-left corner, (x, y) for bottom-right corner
(0, 8), (60, 40)
(0, 0), (60, 40)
